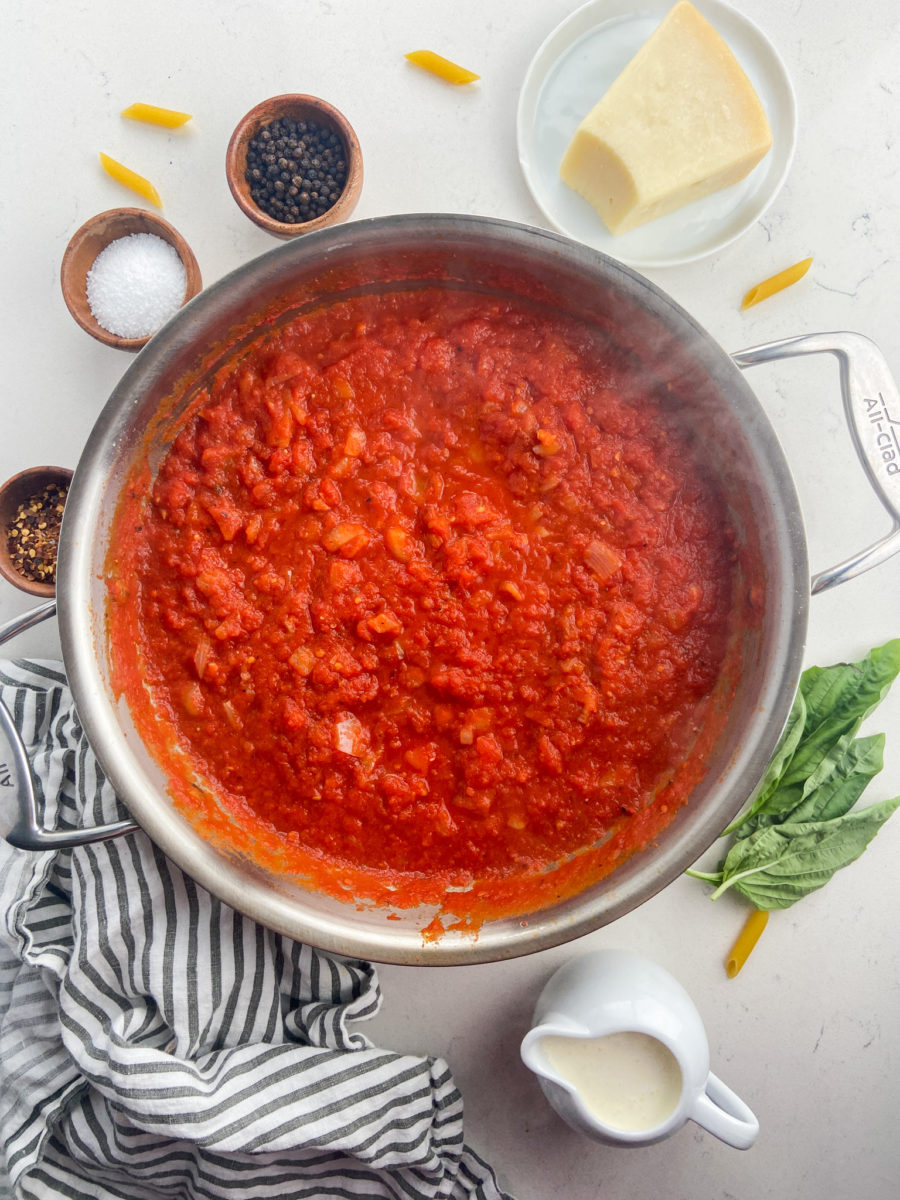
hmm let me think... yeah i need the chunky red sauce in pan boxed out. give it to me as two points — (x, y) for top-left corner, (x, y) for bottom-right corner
(108, 289), (741, 920)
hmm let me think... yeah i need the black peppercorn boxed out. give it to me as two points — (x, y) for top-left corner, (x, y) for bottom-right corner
(245, 116), (349, 224)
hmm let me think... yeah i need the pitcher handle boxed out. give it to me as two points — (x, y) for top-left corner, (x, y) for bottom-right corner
(0, 603), (139, 849)
(732, 331), (900, 594)
(690, 1070), (759, 1150)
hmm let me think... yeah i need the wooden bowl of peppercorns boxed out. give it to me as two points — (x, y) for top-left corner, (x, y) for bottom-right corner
(0, 466), (73, 597)
(226, 94), (363, 239)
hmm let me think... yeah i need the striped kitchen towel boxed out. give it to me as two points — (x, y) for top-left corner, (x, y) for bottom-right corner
(0, 660), (513, 1200)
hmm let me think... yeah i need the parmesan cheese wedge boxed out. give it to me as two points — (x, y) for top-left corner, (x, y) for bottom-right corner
(560, 1), (773, 235)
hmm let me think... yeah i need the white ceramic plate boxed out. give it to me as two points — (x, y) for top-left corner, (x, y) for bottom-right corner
(517, 0), (797, 269)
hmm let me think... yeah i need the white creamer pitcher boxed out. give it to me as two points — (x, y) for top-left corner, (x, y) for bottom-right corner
(520, 949), (759, 1149)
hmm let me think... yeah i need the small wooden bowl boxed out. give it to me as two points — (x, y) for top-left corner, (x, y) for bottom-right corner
(226, 94), (363, 239)
(60, 208), (202, 351)
(0, 466), (74, 597)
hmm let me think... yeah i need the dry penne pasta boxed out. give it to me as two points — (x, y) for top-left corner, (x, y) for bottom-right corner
(405, 50), (480, 84)
(99, 153), (163, 207)
(741, 257), (813, 309)
(121, 102), (193, 128)
(725, 908), (769, 977)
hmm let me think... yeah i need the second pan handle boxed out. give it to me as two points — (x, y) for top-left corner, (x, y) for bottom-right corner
(732, 331), (900, 594)
(0, 603), (139, 850)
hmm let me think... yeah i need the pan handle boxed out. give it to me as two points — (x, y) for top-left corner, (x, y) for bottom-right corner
(732, 331), (900, 594)
(0, 603), (139, 850)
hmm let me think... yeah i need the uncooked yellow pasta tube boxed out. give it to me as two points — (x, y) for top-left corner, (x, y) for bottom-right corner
(405, 50), (480, 84)
(726, 908), (769, 977)
(99, 152), (163, 207)
(741, 257), (813, 310)
(121, 102), (193, 128)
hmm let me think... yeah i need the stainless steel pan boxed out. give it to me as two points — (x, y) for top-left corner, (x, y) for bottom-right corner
(4, 215), (899, 964)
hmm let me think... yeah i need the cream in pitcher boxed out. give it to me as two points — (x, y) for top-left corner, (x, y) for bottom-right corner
(520, 949), (759, 1149)
(541, 1030), (683, 1132)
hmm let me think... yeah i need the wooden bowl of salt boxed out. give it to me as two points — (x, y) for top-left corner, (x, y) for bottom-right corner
(61, 209), (202, 351)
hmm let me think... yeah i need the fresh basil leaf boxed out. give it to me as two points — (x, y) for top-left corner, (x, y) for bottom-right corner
(732, 784), (804, 839)
(753, 689), (807, 801)
(684, 867), (724, 885)
(709, 794), (900, 909)
(799, 639), (900, 726)
(745, 733), (885, 837)
(787, 734), (885, 824)
(723, 690), (807, 837)
(690, 640), (900, 930)
(780, 639), (900, 788)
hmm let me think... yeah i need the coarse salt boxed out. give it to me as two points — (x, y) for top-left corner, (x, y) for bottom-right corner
(86, 232), (187, 340)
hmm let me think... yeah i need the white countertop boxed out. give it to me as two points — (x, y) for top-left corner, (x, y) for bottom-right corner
(3, 2), (899, 1197)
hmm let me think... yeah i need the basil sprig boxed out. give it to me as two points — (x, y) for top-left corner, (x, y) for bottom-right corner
(688, 639), (900, 910)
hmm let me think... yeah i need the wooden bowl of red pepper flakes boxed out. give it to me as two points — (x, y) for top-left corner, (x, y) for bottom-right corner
(0, 466), (73, 597)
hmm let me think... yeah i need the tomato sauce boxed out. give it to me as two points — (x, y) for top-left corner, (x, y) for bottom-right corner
(108, 289), (743, 918)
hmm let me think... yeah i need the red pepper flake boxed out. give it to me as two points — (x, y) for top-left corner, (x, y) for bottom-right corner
(5, 482), (69, 584)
